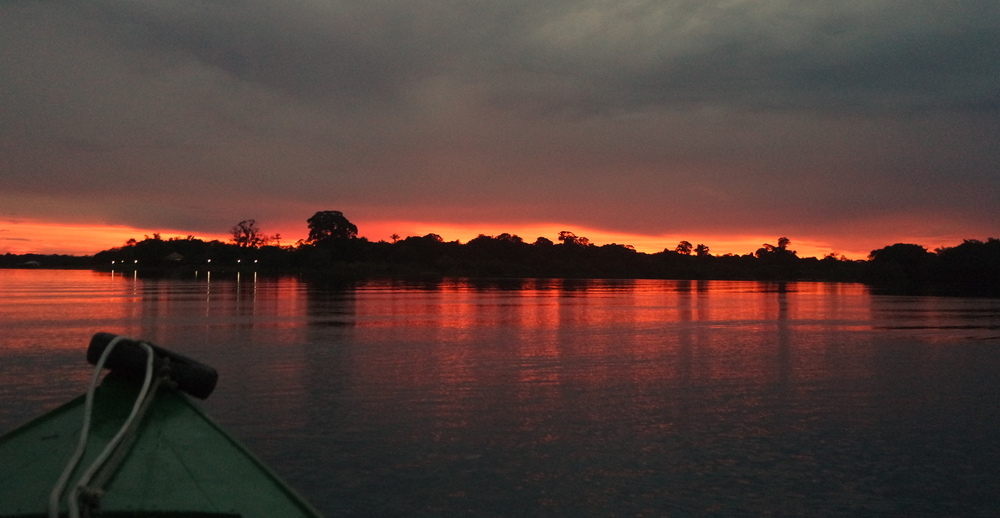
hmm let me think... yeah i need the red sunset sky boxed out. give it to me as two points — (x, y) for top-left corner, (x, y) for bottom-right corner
(2, 2), (996, 259)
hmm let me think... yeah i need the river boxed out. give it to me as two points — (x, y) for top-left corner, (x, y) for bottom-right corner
(2, 269), (999, 516)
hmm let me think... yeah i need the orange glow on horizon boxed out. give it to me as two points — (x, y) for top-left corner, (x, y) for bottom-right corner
(1, 218), (972, 261)
(0, 221), (232, 256)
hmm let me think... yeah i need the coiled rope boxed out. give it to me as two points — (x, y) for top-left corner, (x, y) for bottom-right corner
(47, 335), (157, 518)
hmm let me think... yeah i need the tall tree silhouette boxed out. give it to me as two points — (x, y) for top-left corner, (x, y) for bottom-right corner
(231, 219), (265, 248)
(306, 211), (358, 245)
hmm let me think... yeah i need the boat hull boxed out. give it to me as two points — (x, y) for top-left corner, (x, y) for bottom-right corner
(0, 374), (321, 518)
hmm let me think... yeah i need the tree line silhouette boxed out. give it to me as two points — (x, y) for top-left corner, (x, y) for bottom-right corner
(3, 210), (998, 295)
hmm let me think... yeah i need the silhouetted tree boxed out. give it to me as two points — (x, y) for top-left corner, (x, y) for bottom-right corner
(496, 233), (524, 244)
(756, 237), (796, 259)
(306, 211), (358, 245)
(868, 243), (931, 265)
(558, 231), (590, 247)
(751, 237), (799, 279)
(231, 219), (265, 248)
(676, 241), (693, 255)
(867, 243), (934, 285)
(695, 243), (711, 257)
(931, 238), (1000, 293)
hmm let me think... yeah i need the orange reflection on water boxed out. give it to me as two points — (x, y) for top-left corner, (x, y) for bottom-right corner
(341, 279), (880, 439)
(3, 272), (882, 446)
(0, 269), (146, 350)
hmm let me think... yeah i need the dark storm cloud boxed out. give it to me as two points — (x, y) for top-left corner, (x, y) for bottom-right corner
(87, 0), (406, 101)
(484, 1), (1000, 115)
(28, 0), (995, 116)
(1, 0), (997, 245)
(7, 1), (997, 125)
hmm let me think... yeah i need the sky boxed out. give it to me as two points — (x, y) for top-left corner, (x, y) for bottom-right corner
(2, 1), (998, 258)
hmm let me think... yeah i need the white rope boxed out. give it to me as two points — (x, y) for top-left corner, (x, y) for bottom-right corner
(47, 336), (156, 518)
(68, 340), (155, 518)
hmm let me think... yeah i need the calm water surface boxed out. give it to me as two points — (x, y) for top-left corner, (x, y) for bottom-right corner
(2, 269), (1000, 516)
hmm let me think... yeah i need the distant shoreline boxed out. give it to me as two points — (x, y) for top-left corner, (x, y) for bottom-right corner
(3, 258), (998, 300)
(3, 235), (998, 298)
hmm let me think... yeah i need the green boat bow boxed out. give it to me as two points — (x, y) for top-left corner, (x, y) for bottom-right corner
(0, 335), (322, 518)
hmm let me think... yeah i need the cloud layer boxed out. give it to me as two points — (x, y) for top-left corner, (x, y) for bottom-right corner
(2, 0), (997, 253)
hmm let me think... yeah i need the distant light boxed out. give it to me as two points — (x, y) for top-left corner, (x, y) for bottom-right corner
(133, 260), (138, 264)
(207, 259), (212, 263)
